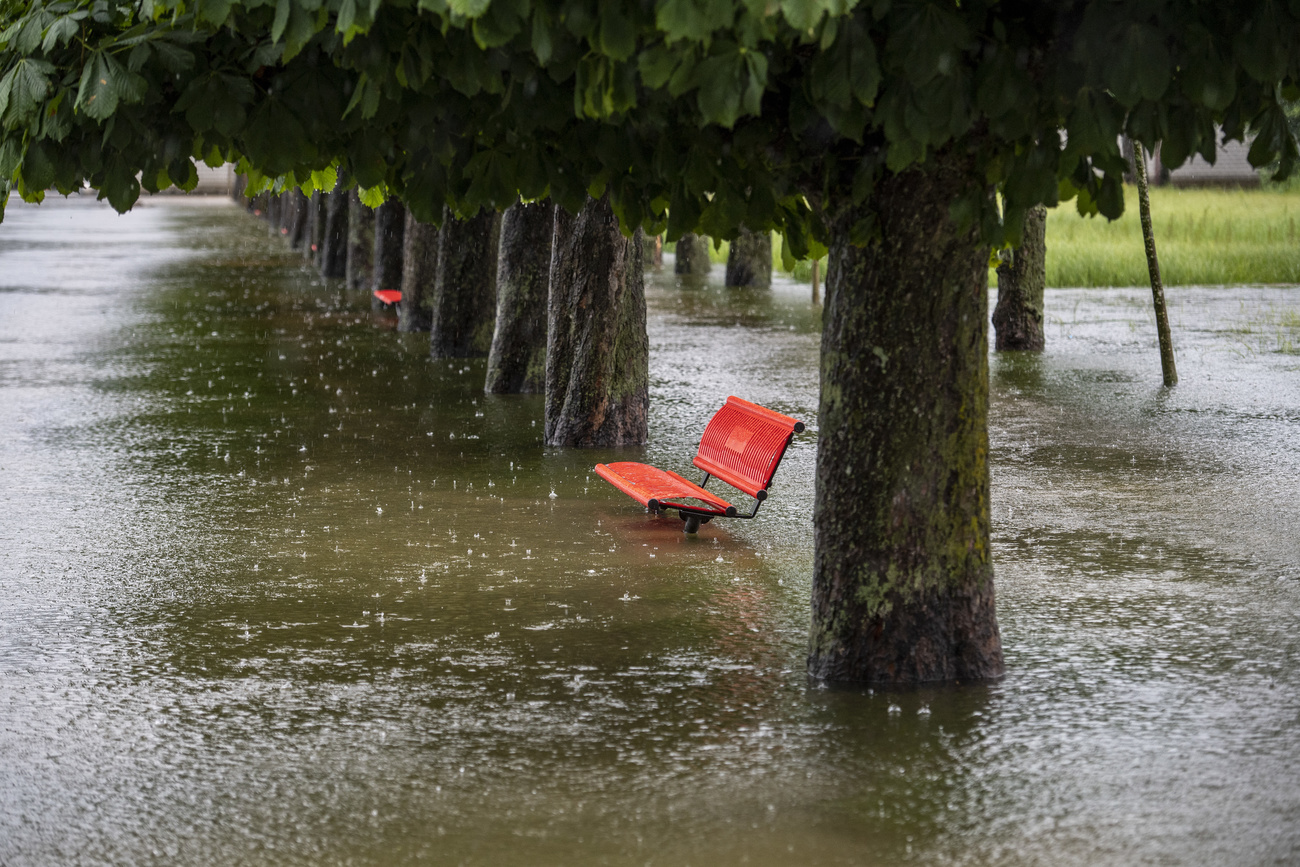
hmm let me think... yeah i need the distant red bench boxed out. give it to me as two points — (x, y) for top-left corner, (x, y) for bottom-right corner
(595, 396), (805, 533)
(373, 289), (401, 307)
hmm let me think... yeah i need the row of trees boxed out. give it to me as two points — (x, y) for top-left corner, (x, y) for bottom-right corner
(4, 0), (1299, 683)
(240, 176), (778, 445)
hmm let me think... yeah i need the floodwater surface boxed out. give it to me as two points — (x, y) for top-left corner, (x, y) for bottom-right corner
(1, 195), (1298, 866)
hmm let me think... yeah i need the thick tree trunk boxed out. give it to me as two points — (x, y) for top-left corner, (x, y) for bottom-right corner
(371, 198), (406, 303)
(286, 189), (310, 251)
(319, 176), (349, 279)
(724, 227), (772, 288)
(485, 201), (554, 394)
(345, 190), (374, 292)
(808, 154), (1004, 685)
(429, 207), (500, 359)
(992, 204), (1047, 351)
(398, 210), (439, 333)
(544, 196), (648, 447)
(674, 232), (712, 277)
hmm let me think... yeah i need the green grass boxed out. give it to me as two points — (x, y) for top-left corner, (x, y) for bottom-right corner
(1043, 186), (1300, 287)
(664, 186), (1300, 289)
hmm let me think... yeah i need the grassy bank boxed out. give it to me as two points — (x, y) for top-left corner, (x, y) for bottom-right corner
(1044, 186), (1300, 287)
(665, 186), (1300, 288)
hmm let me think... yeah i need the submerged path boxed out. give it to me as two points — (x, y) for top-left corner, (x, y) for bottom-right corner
(2, 194), (1298, 865)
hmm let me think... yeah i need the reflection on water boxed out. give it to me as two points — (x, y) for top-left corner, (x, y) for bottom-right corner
(1, 195), (1298, 865)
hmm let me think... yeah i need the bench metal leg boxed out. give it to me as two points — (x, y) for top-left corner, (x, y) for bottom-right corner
(682, 514), (702, 534)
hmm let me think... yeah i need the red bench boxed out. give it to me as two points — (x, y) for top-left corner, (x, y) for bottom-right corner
(373, 289), (401, 307)
(594, 396), (805, 533)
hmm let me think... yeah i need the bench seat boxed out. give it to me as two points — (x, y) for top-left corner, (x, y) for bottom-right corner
(594, 396), (804, 533)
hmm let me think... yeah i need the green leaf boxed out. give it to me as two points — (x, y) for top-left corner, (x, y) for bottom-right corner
(358, 184), (387, 208)
(100, 156), (141, 213)
(41, 16), (79, 51)
(448, 0), (490, 17)
(0, 138), (22, 180)
(76, 52), (148, 121)
(0, 58), (55, 128)
(532, 12), (554, 64)
(656, 0), (734, 45)
(597, 6), (636, 61)
(336, 0), (357, 34)
(197, 0), (232, 26)
(638, 45), (678, 89)
(20, 139), (56, 191)
(272, 0), (291, 43)
(695, 47), (745, 127)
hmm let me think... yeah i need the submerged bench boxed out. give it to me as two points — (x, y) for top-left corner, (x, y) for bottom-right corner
(595, 396), (805, 534)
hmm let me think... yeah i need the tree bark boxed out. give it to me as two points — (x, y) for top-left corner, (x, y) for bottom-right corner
(429, 207), (500, 358)
(724, 227), (773, 288)
(674, 232), (712, 277)
(808, 153), (1004, 685)
(319, 175), (349, 279)
(371, 197), (406, 304)
(544, 195), (649, 447)
(398, 210), (439, 333)
(992, 204), (1047, 351)
(285, 189), (309, 251)
(306, 191), (327, 265)
(486, 200), (554, 393)
(1134, 141), (1178, 386)
(345, 189), (374, 292)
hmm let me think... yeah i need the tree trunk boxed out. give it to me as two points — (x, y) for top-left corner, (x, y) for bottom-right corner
(371, 197), (406, 304)
(674, 232), (712, 277)
(992, 204), (1047, 351)
(544, 195), (649, 447)
(724, 227), (772, 288)
(306, 191), (327, 264)
(808, 153), (1004, 685)
(398, 210), (439, 333)
(285, 190), (309, 251)
(319, 176), (349, 279)
(486, 201), (554, 394)
(345, 189), (374, 292)
(429, 207), (500, 359)
(1134, 141), (1178, 386)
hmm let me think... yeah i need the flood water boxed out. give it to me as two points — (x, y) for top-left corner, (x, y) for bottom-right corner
(2, 194), (1298, 866)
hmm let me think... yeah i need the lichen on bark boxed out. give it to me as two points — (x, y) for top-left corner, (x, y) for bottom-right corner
(371, 198), (405, 305)
(993, 204), (1047, 351)
(674, 232), (712, 278)
(808, 151), (1004, 685)
(486, 200), (554, 393)
(725, 227), (772, 288)
(429, 207), (500, 359)
(544, 195), (648, 447)
(345, 190), (374, 293)
(399, 210), (439, 333)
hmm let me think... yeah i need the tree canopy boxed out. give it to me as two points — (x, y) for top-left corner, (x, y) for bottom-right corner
(3, 0), (1299, 254)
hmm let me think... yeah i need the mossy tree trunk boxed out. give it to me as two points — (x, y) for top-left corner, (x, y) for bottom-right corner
(399, 210), (439, 333)
(674, 232), (712, 277)
(724, 227), (772, 288)
(808, 153), (1004, 685)
(992, 204), (1047, 351)
(429, 207), (500, 359)
(544, 195), (648, 447)
(1134, 141), (1178, 386)
(345, 190), (374, 292)
(319, 175), (349, 279)
(371, 198), (406, 307)
(486, 200), (554, 394)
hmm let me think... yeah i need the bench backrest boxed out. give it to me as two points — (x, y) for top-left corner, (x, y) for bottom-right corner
(693, 396), (805, 499)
